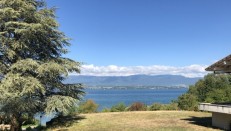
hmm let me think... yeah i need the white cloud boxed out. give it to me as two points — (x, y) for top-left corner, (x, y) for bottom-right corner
(70, 64), (208, 78)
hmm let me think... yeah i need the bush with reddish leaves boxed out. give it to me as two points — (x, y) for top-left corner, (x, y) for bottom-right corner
(128, 102), (147, 111)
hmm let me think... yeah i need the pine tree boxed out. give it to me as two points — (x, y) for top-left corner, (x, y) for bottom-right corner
(0, 0), (84, 130)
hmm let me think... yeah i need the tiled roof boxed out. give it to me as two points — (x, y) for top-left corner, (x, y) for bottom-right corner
(206, 54), (231, 73)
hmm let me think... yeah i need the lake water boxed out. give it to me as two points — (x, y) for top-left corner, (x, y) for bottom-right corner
(40, 88), (188, 125)
(83, 88), (188, 110)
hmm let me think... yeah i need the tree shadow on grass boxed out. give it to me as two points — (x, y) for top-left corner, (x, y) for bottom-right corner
(46, 114), (85, 129)
(181, 116), (220, 130)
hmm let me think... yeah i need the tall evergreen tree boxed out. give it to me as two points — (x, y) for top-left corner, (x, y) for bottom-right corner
(0, 0), (84, 130)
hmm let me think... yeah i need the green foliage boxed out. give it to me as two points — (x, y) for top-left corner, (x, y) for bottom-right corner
(205, 87), (231, 103)
(0, 0), (84, 130)
(101, 108), (111, 113)
(194, 74), (231, 102)
(164, 103), (179, 110)
(21, 114), (39, 126)
(177, 74), (231, 111)
(78, 100), (99, 113)
(128, 102), (147, 111)
(177, 94), (198, 111)
(110, 103), (126, 112)
(67, 105), (79, 115)
(149, 103), (162, 111)
(148, 103), (178, 111)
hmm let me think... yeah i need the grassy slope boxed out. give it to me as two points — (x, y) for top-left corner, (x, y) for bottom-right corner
(49, 111), (221, 131)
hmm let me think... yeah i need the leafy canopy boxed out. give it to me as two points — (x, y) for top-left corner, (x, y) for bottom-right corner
(177, 74), (231, 111)
(0, 0), (84, 128)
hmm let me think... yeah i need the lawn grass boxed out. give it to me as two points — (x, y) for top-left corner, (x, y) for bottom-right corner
(48, 111), (221, 131)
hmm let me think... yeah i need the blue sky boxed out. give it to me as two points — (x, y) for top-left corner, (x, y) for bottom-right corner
(47, 0), (231, 77)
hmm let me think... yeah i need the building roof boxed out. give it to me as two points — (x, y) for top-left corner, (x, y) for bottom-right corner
(206, 54), (231, 73)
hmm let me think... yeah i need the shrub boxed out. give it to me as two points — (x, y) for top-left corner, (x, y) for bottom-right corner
(148, 102), (178, 111)
(111, 103), (126, 112)
(177, 94), (198, 111)
(78, 99), (99, 113)
(149, 103), (162, 111)
(101, 108), (111, 112)
(128, 102), (147, 111)
(164, 103), (178, 110)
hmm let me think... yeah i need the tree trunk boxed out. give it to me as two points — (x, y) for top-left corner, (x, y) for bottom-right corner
(10, 114), (22, 131)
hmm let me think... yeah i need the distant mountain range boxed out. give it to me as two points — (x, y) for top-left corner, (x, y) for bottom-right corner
(64, 75), (201, 87)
